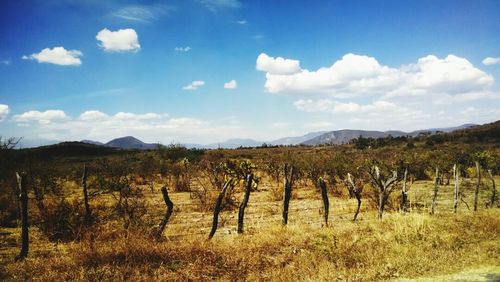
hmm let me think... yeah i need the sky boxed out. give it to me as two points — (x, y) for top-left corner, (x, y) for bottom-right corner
(1, 0), (500, 145)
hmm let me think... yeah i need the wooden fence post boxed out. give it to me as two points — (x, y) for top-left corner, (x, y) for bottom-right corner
(431, 167), (439, 215)
(474, 161), (481, 211)
(282, 164), (294, 225)
(15, 172), (28, 261)
(318, 178), (329, 227)
(82, 164), (92, 225)
(453, 164), (459, 213)
(401, 165), (409, 212)
(208, 179), (234, 239)
(156, 186), (174, 239)
(237, 174), (254, 234)
(346, 173), (363, 221)
(487, 169), (496, 208)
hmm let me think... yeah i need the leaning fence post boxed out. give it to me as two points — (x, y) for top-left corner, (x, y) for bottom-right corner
(208, 179), (234, 239)
(82, 164), (92, 225)
(282, 164), (294, 225)
(401, 165), (409, 212)
(431, 167), (439, 215)
(238, 174), (254, 234)
(318, 178), (329, 226)
(487, 169), (496, 208)
(453, 164), (459, 213)
(156, 186), (174, 239)
(15, 172), (28, 261)
(474, 161), (481, 211)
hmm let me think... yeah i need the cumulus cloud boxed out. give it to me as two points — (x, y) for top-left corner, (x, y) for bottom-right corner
(174, 46), (191, 52)
(293, 99), (397, 114)
(256, 53), (301, 75)
(236, 20), (247, 25)
(257, 53), (494, 99)
(0, 104), (9, 121)
(183, 80), (205, 90)
(1, 59), (11, 65)
(198, 0), (240, 11)
(22, 47), (82, 66)
(96, 28), (140, 52)
(13, 110), (69, 124)
(483, 57), (500, 65)
(111, 4), (174, 23)
(11, 109), (246, 144)
(224, 80), (237, 89)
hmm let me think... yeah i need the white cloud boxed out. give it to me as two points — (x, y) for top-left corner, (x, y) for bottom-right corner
(1, 59), (11, 65)
(236, 20), (247, 25)
(0, 104), (9, 121)
(114, 112), (163, 120)
(224, 80), (237, 89)
(22, 47), (82, 66)
(257, 53), (494, 99)
(10, 109), (248, 144)
(96, 28), (140, 52)
(79, 110), (109, 121)
(256, 53), (301, 75)
(183, 80), (205, 90)
(13, 110), (69, 124)
(174, 46), (191, 52)
(482, 57), (500, 65)
(198, 0), (240, 11)
(294, 99), (399, 114)
(111, 4), (174, 23)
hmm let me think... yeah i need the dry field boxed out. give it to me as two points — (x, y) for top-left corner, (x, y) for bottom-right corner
(1, 176), (499, 281)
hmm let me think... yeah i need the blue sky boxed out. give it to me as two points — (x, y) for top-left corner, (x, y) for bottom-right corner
(1, 0), (500, 145)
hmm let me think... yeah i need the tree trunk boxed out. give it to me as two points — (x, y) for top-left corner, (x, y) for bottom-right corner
(453, 164), (459, 213)
(156, 186), (174, 239)
(15, 172), (28, 261)
(238, 174), (253, 234)
(401, 166), (408, 212)
(208, 179), (233, 239)
(431, 167), (439, 215)
(354, 194), (361, 221)
(282, 164), (294, 225)
(474, 161), (481, 211)
(487, 169), (496, 208)
(82, 164), (92, 225)
(378, 192), (385, 219)
(318, 178), (329, 226)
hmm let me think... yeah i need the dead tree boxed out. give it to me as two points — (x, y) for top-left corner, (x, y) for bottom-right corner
(282, 164), (295, 225)
(15, 172), (28, 261)
(401, 165), (409, 212)
(208, 179), (234, 239)
(487, 169), (496, 208)
(318, 178), (329, 226)
(82, 164), (92, 225)
(368, 166), (398, 220)
(431, 167), (439, 215)
(453, 164), (459, 213)
(474, 161), (481, 211)
(238, 174), (254, 234)
(346, 173), (363, 221)
(156, 186), (174, 239)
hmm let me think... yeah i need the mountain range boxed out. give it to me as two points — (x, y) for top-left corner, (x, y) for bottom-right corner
(79, 123), (478, 150)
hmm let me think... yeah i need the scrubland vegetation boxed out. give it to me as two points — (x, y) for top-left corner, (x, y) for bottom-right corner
(0, 121), (499, 281)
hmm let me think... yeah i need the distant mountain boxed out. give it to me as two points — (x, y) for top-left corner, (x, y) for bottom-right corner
(105, 136), (158, 150)
(204, 138), (264, 149)
(302, 130), (406, 146)
(81, 140), (104, 146)
(301, 124), (478, 146)
(269, 131), (327, 145)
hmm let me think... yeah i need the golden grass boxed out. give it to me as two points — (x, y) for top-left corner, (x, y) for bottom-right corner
(1, 178), (499, 281)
